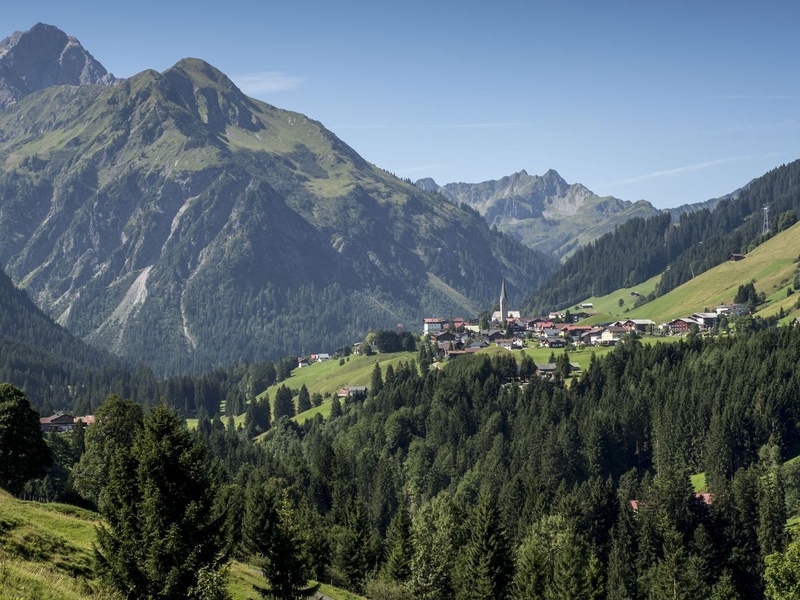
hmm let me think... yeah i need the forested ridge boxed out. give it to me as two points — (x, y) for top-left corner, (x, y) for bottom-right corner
(6, 327), (800, 598)
(524, 159), (800, 314)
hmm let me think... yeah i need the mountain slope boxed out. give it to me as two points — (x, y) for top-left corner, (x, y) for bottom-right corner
(523, 160), (800, 315)
(0, 49), (555, 373)
(416, 169), (661, 258)
(0, 22), (116, 109)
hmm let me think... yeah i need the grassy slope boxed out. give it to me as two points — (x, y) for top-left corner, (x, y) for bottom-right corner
(0, 490), (362, 600)
(259, 351), (416, 426)
(567, 221), (800, 325)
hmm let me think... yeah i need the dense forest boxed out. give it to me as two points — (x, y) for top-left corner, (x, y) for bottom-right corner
(524, 159), (800, 314)
(6, 326), (800, 598)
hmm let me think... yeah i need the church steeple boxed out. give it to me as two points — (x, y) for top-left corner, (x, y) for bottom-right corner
(499, 279), (508, 323)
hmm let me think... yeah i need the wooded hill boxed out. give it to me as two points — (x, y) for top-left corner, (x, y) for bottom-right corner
(523, 159), (800, 315)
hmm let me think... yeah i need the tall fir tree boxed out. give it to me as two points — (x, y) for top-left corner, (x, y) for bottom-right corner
(382, 503), (413, 584)
(456, 494), (512, 600)
(95, 404), (227, 599)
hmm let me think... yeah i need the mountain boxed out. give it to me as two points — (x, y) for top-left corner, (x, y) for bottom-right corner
(0, 23), (116, 110)
(0, 33), (555, 373)
(416, 169), (661, 258)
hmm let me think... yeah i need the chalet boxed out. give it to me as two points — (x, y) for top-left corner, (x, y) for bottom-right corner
(580, 303), (594, 309)
(618, 319), (655, 333)
(548, 311), (564, 321)
(545, 338), (566, 348)
(587, 326), (606, 346)
(601, 326), (627, 344)
(40, 413), (78, 432)
(432, 331), (456, 343)
(480, 329), (505, 341)
(495, 338), (514, 350)
(535, 363), (558, 378)
(729, 253), (746, 261)
(716, 304), (748, 316)
(297, 357), (309, 368)
(692, 312), (718, 328)
(337, 385), (368, 398)
(569, 362), (583, 374)
(422, 318), (447, 335)
(317, 353), (330, 362)
(668, 317), (700, 333)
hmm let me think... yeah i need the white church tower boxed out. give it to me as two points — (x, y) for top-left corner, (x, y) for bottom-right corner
(499, 278), (508, 324)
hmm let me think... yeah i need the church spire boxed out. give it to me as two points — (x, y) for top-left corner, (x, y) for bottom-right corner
(499, 279), (508, 323)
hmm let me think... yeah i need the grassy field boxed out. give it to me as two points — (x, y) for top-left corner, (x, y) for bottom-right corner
(568, 221), (800, 326)
(0, 490), (360, 600)
(259, 351), (416, 425)
(564, 274), (662, 324)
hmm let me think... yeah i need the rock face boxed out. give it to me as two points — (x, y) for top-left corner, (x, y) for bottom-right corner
(417, 170), (661, 259)
(0, 23), (116, 109)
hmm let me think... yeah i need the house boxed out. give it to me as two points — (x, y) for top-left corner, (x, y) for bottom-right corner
(580, 303), (594, 309)
(40, 413), (78, 432)
(545, 338), (566, 348)
(569, 362), (583, 374)
(601, 326), (627, 344)
(588, 326), (606, 346)
(535, 363), (558, 378)
(618, 319), (655, 333)
(298, 357), (309, 368)
(729, 253), (746, 261)
(496, 338), (514, 350)
(480, 329), (505, 341)
(716, 304), (748, 316)
(423, 318), (447, 335)
(668, 317), (700, 333)
(432, 331), (456, 343)
(316, 353), (330, 362)
(692, 312), (718, 328)
(337, 385), (368, 398)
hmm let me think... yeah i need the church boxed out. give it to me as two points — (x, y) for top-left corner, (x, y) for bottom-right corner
(491, 279), (520, 323)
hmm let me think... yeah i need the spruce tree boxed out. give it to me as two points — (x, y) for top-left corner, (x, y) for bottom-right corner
(95, 404), (227, 599)
(297, 385), (311, 413)
(273, 385), (295, 421)
(371, 363), (383, 398)
(456, 494), (512, 600)
(383, 503), (413, 583)
(242, 482), (316, 599)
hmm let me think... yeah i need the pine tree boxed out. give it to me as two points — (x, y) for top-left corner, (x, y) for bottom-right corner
(330, 395), (343, 418)
(273, 385), (295, 421)
(333, 499), (378, 593)
(242, 482), (316, 599)
(456, 494), (512, 600)
(371, 363), (383, 398)
(95, 404), (227, 599)
(297, 385), (311, 413)
(383, 503), (413, 583)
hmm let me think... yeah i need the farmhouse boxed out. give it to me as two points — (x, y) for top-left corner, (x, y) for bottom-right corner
(667, 317), (701, 333)
(422, 318), (447, 335)
(337, 385), (368, 398)
(40, 413), (80, 432)
(601, 326), (627, 344)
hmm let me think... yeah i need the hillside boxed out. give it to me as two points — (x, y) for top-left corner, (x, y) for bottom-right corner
(524, 159), (800, 315)
(0, 489), (362, 600)
(624, 220), (800, 323)
(568, 220), (800, 325)
(0, 28), (556, 374)
(417, 169), (661, 258)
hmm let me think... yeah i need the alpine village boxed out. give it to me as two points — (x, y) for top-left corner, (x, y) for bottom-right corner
(4, 20), (800, 600)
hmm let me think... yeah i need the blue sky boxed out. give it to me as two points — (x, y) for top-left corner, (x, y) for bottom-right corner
(5, 1), (800, 208)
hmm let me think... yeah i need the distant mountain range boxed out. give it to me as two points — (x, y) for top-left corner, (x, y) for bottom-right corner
(0, 24), (556, 373)
(416, 169), (723, 259)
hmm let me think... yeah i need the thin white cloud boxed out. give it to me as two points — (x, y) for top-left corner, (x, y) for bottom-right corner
(601, 153), (786, 188)
(232, 71), (304, 94)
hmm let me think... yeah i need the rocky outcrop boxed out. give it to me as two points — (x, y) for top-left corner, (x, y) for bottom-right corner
(0, 22), (116, 109)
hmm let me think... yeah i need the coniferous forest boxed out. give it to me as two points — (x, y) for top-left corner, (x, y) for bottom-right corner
(5, 326), (800, 598)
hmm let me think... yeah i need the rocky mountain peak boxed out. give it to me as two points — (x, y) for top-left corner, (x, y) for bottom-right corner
(0, 22), (116, 109)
